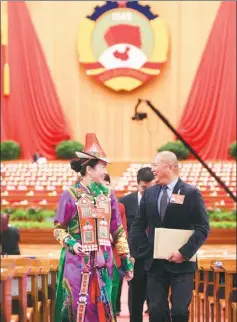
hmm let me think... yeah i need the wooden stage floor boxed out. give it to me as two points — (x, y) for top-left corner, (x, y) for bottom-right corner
(19, 243), (236, 322)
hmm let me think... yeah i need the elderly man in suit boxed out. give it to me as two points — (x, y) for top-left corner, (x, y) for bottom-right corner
(129, 151), (210, 322)
(120, 167), (155, 322)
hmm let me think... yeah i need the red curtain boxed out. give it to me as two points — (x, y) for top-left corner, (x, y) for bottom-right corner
(1, 2), (70, 160)
(178, 1), (236, 160)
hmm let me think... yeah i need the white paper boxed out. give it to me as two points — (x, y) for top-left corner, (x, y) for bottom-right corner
(153, 228), (197, 262)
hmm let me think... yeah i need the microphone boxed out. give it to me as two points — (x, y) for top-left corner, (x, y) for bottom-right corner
(131, 99), (147, 121)
(131, 113), (147, 121)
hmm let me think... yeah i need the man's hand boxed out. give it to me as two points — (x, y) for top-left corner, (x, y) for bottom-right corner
(168, 251), (184, 264)
(124, 270), (134, 281)
(131, 257), (135, 264)
(73, 243), (87, 257)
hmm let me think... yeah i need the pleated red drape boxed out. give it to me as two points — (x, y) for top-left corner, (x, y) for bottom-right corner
(178, 1), (236, 160)
(1, 1), (70, 160)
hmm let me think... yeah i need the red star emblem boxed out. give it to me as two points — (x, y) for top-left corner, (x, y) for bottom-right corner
(118, 1), (127, 8)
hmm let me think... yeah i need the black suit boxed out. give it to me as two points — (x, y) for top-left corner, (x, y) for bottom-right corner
(119, 192), (148, 322)
(0, 227), (20, 255)
(129, 179), (210, 322)
(120, 192), (138, 233)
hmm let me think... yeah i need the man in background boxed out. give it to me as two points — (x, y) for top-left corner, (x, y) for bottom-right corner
(104, 174), (128, 320)
(32, 150), (47, 164)
(119, 167), (155, 322)
(0, 213), (20, 255)
(33, 150), (40, 163)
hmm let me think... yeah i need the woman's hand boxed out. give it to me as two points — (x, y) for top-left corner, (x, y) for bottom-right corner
(124, 270), (134, 281)
(131, 257), (135, 264)
(73, 243), (87, 257)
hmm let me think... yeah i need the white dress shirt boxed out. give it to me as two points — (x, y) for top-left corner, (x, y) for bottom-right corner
(138, 191), (142, 206)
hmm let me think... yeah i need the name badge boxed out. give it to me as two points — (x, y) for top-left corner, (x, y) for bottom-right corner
(170, 194), (185, 204)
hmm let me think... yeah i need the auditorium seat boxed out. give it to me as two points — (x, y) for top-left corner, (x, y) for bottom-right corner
(1, 161), (236, 210)
(211, 263), (226, 322)
(198, 260), (212, 322)
(221, 261), (237, 322)
(1, 256), (59, 322)
(1, 261), (19, 322)
(1, 253), (235, 322)
(190, 263), (202, 322)
(232, 302), (237, 322)
(2, 259), (31, 322)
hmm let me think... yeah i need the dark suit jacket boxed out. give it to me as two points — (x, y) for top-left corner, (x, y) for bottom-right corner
(33, 153), (40, 162)
(0, 226), (20, 255)
(119, 192), (138, 233)
(129, 178), (210, 273)
(119, 192), (147, 278)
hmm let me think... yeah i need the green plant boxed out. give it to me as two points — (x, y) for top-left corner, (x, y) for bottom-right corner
(9, 209), (28, 221)
(229, 141), (237, 159)
(231, 209), (237, 216)
(39, 210), (55, 218)
(0, 140), (21, 161)
(10, 221), (53, 229)
(210, 221), (236, 229)
(158, 141), (190, 160)
(1, 208), (14, 215)
(30, 212), (45, 222)
(27, 207), (41, 215)
(208, 210), (236, 222)
(6, 208), (56, 222)
(56, 140), (84, 159)
(25, 207), (43, 221)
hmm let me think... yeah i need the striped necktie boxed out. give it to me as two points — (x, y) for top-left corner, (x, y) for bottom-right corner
(160, 186), (168, 221)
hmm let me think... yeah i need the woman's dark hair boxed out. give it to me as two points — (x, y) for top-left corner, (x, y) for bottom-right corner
(70, 158), (99, 176)
(104, 174), (111, 183)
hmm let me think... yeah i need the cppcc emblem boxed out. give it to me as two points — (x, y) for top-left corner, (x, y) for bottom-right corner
(77, 1), (169, 92)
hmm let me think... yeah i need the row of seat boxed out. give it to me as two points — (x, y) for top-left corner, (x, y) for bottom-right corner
(1, 161), (236, 210)
(190, 257), (237, 322)
(1, 197), (235, 210)
(2, 161), (235, 170)
(116, 162), (236, 212)
(1, 256), (58, 322)
(1, 192), (235, 209)
(2, 183), (234, 192)
(2, 174), (236, 182)
(128, 162), (236, 168)
(125, 172), (236, 175)
(2, 190), (234, 197)
(1, 256), (236, 322)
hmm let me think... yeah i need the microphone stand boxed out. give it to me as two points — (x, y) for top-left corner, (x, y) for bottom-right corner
(131, 99), (236, 202)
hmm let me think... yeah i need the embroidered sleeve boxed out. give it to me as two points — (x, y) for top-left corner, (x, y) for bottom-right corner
(54, 223), (77, 254)
(113, 225), (129, 254)
(113, 225), (133, 272)
(53, 190), (78, 254)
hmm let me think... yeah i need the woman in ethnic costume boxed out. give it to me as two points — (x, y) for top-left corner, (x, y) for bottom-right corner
(54, 133), (134, 322)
